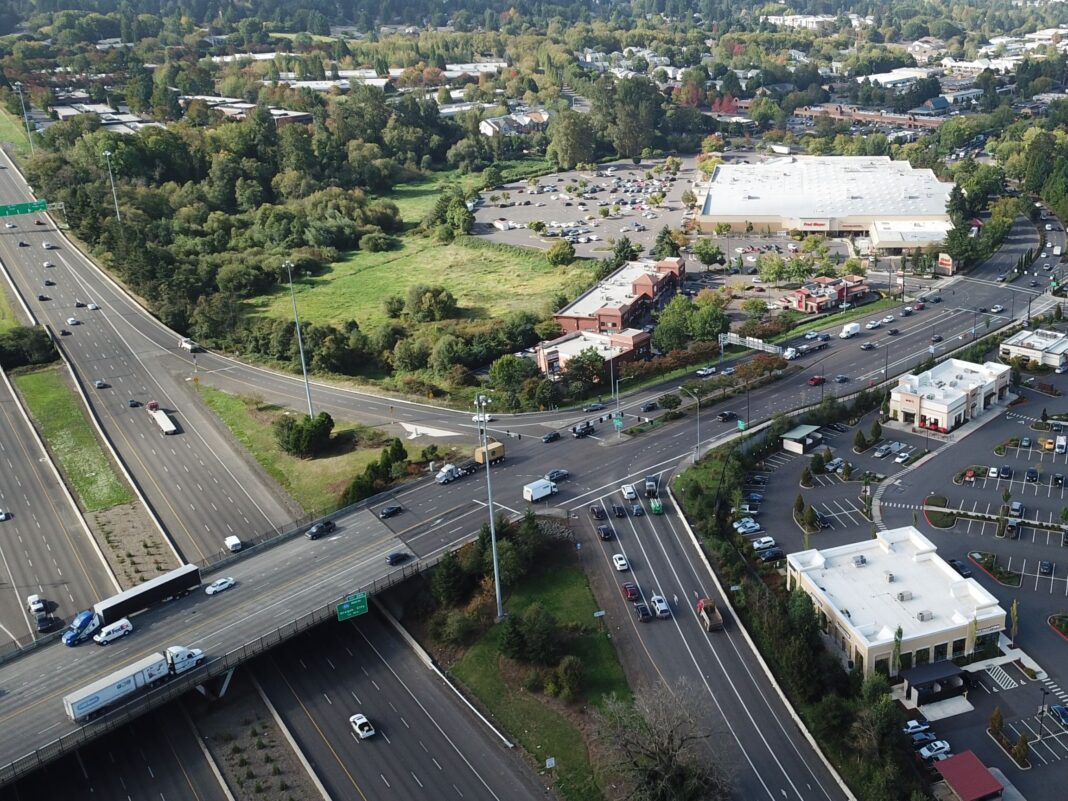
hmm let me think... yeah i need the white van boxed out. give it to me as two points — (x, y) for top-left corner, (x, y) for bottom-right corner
(93, 618), (133, 645)
(224, 535), (243, 552)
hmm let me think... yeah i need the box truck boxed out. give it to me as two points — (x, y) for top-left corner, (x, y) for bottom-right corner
(523, 479), (558, 502)
(839, 323), (861, 339)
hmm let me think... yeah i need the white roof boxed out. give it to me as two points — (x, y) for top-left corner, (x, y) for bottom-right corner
(788, 527), (1004, 647)
(869, 218), (955, 245)
(702, 156), (953, 220)
(1003, 328), (1068, 356)
(557, 260), (665, 319)
(541, 329), (644, 360)
(894, 359), (1009, 405)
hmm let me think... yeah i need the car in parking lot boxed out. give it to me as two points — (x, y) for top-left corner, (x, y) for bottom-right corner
(597, 525), (615, 541)
(751, 536), (776, 551)
(873, 444), (892, 458)
(1040, 560), (1054, 575)
(612, 554), (630, 571)
(1050, 704), (1068, 727)
(759, 547), (785, 562)
(733, 517), (758, 530)
(735, 520), (762, 536)
(590, 505), (607, 521)
(947, 558), (972, 578)
(894, 450), (911, 464)
(1021, 436), (1032, 448)
(902, 719), (931, 736)
(825, 457), (845, 472)
(1056, 474), (1065, 487)
(987, 466), (999, 478)
(999, 465), (1012, 479)
(918, 741), (951, 760)
(828, 422), (849, 433)
(1026, 467), (1039, 482)
(545, 469), (569, 482)
(910, 732), (938, 749)
(542, 431), (560, 443)
(1009, 501), (1024, 516)
(745, 491), (764, 502)
(650, 595), (671, 618)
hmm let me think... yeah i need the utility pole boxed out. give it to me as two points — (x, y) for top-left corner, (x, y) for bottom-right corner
(103, 150), (121, 223)
(13, 82), (33, 155)
(475, 394), (504, 620)
(679, 385), (700, 460)
(284, 260), (314, 417)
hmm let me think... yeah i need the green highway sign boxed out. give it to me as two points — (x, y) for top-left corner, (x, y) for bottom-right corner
(337, 591), (368, 621)
(0, 200), (46, 217)
(737, 420), (747, 431)
(613, 417), (624, 430)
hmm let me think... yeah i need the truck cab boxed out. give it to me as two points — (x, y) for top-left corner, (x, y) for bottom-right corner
(62, 609), (101, 646)
(644, 476), (659, 498)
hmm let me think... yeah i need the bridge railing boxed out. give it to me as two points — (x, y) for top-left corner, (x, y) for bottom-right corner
(0, 550), (450, 787)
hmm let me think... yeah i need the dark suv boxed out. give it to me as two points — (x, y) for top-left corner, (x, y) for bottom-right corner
(305, 520), (337, 540)
(716, 411), (736, 422)
(572, 422), (595, 438)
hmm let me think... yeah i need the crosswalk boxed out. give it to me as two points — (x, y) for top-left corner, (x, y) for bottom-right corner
(1044, 677), (1068, 704)
(986, 664), (1021, 691)
(879, 501), (924, 511)
(1008, 411), (1042, 424)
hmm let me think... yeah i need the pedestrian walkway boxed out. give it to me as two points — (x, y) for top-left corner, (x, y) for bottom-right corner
(986, 663), (1021, 691)
(879, 501), (924, 511)
(1043, 676), (1068, 704)
(1007, 411), (1041, 424)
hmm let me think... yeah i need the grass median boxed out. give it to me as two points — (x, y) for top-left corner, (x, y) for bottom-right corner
(451, 559), (629, 801)
(13, 365), (131, 511)
(0, 106), (32, 161)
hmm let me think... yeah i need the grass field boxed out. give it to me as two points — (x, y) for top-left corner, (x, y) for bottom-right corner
(248, 238), (596, 331)
(452, 559), (629, 801)
(13, 366), (131, 511)
(0, 106), (32, 161)
(0, 286), (23, 333)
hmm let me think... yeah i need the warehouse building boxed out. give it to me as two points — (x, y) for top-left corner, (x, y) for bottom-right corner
(889, 359), (1010, 434)
(786, 527), (1005, 676)
(696, 156), (954, 252)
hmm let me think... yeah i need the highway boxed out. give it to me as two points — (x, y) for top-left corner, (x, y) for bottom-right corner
(256, 611), (546, 801)
(0, 149), (296, 565)
(0, 705), (228, 801)
(0, 365), (117, 644)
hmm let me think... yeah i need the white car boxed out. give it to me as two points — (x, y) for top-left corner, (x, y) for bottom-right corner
(751, 536), (776, 551)
(894, 451), (911, 464)
(987, 466), (999, 478)
(865, 320), (880, 329)
(3, 222), (14, 229)
(990, 304), (1004, 314)
(87, 303), (100, 311)
(349, 713), (375, 739)
(612, 553), (630, 571)
(882, 315), (895, 323)
(65, 317), (79, 325)
(650, 595), (671, 618)
(736, 521), (762, 536)
(26, 594), (44, 614)
(472, 413), (494, 423)
(1057, 365), (1068, 374)
(621, 484), (638, 500)
(205, 577), (236, 596)
(733, 517), (757, 530)
(696, 366), (717, 377)
(919, 741), (951, 760)
(804, 331), (819, 340)
(0, 510), (10, 521)
(42, 260), (53, 268)
(42, 241), (55, 249)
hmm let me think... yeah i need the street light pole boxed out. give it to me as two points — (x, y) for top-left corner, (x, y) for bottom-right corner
(679, 385), (700, 460)
(1040, 687), (1049, 739)
(13, 82), (33, 155)
(476, 394), (505, 620)
(284, 259), (314, 417)
(103, 149), (121, 223)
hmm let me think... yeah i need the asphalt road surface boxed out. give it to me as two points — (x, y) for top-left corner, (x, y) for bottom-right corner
(0, 149), (295, 565)
(256, 610), (546, 801)
(0, 370), (117, 645)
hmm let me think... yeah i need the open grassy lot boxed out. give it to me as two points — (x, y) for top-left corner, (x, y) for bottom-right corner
(248, 237), (596, 331)
(0, 106), (32, 161)
(0, 286), (23, 333)
(13, 365), (131, 511)
(452, 558), (629, 801)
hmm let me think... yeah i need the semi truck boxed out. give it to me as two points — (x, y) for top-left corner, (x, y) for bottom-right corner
(146, 401), (177, 435)
(435, 442), (506, 483)
(839, 323), (861, 339)
(783, 342), (830, 360)
(63, 645), (206, 723)
(63, 564), (201, 646)
(697, 598), (724, 631)
(644, 476), (659, 498)
(523, 479), (558, 502)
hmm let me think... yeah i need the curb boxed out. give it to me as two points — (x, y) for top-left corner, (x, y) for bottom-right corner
(251, 673), (333, 801)
(1047, 616), (1068, 644)
(373, 598), (514, 748)
(666, 486), (858, 801)
(181, 703), (237, 801)
(968, 552), (1022, 588)
(985, 728), (1032, 770)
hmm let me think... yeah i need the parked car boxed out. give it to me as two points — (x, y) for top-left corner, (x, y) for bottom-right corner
(759, 547), (785, 562)
(1021, 436), (1032, 448)
(1026, 467), (1039, 482)
(987, 466), (999, 478)
(1049, 704), (1068, 727)
(751, 536), (776, 551)
(918, 741), (951, 760)
(902, 719), (931, 736)
(1039, 560), (1054, 576)
(999, 465), (1012, 479)
(735, 521), (762, 536)
(910, 732), (938, 750)
(947, 558), (972, 578)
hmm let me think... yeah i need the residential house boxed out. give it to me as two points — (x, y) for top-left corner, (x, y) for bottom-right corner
(907, 37), (948, 64)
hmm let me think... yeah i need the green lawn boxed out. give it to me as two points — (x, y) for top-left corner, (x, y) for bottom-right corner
(13, 366), (132, 511)
(0, 106), (32, 161)
(0, 286), (23, 333)
(248, 238), (596, 331)
(452, 561), (629, 801)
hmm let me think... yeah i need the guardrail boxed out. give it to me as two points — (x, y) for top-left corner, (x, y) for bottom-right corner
(0, 550), (449, 787)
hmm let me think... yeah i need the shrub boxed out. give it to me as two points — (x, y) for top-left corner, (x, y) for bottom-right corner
(441, 610), (478, 644)
(556, 655), (584, 701)
(361, 231), (396, 251)
(274, 412), (335, 458)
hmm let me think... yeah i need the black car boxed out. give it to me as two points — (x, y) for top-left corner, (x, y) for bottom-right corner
(829, 423), (849, 433)
(385, 552), (409, 566)
(542, 431), (560, 443)
(640, 401), (658, 413)
(583, 402), (606, 412)
(634, 602), (652, 622)
(745, 492), (765, 502)
(746, 475), (768, 485)
(379, 504), (403, 519)
(127, 399), (139, 408)
(1056, 474), (1064, 487)
(36, 294), (48, 301)
(1000, 465), (1012, 479)
(612, 504), (626, 518)
(59, 329), (70, 336)
(74, 301), (86, 308)
(589, 505), (607, 521)
(817, 333), (831, 341)
(910, 732), (938, 750)
(305, 519), (337, 540)
(887, 328), (899, 336)
(947, 558), (972, 578)
(43, 279), (55, 286)
(931, 334), (943, 343)
(17, 240), (26, 247)
(759, 547), (785, 563)
(572, 422), (595, 438)
(1026, 467), (1039, 482)
(816, 512), (832, 529)
(631, 504), (645, 517)
(716, 411), (736, 422)
(930, 296), (942, 303)
(597, 525), (615, 541)
(977, 306), (988, 313)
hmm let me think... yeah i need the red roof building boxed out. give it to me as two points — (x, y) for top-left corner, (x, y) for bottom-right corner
(936, 751), (1003, 801)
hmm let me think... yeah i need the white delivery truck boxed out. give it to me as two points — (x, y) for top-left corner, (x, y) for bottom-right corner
(1057, 436), (1066, 455)
(1055, 246), (1063, 258)
(839, 323), (861, 339)
(523, 479), (558, 502)
(178, 337), (199, 352)
(146, 401), (177, 435)
(63, 645), (205, 722)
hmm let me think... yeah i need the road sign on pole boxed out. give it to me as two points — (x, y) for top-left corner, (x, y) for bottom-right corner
(337, 592), (368, 621)
(737, 419), (747, 431)
(0, 200), (46, 218)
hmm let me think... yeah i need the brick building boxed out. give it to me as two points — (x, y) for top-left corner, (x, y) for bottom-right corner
(553, 257), (686, 334)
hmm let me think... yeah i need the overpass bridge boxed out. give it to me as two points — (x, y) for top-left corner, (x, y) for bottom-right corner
(0, 499), (463, 787)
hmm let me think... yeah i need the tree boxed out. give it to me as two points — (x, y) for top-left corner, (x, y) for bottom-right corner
(691, 304), (730, 341)
(432, 551), (468, 607)
(692, 238), (725, 269)
(794, 494), (805, 518)
(870, 419), (882, 442)
(1012, 734), (1030, 766)
(801, 466), (812, 486)
(498, 614), (526, 660)
(273, 412), (335, 458)
(521, 603), (561, 665)
(891, 625), (903, 676)
(658, 393), (681, 410)
(740, 298), (768, 320)
(564, 347), (606, 387)
(547, 110), (597, 170)
(804, 505), (818, 531)
(1010, 598), (1019, 647)
(652, 295), (693, 353)
(481, 164), (502, 189)
(556, 654), (584, 701)
(600, 77), (663, 159)
(810, 451), (826, 473)
(853, 430), (868, 451)
(990, 705), (1003, 736)
(593, 683), (732, 801)
(489, 354), (539, 398)
(680, 189), (697, 209)
(547, 239), (576, 266)
(653, 225), (681, 259)
(406, 285), (458, 321)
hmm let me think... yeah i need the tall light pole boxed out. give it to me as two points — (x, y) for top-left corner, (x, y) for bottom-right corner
(13, 82), (33, 155)
(1040, 687), (1049, 739)
(284, 260), (314, 417)
(102, 149), (121, 223)
(475, 394), (504, 620)
(679, 385), (700, 460)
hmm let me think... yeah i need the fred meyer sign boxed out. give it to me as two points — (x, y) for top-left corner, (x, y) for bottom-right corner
(799, 219), (829, 229)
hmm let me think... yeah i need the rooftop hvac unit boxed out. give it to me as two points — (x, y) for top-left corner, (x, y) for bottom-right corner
(916, 610), (934, 622)
(885, 571), (895, 583)
(852, 555), (867, 567)
(897, 590), (913, 602)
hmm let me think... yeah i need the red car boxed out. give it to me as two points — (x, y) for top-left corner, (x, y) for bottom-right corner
(621, 582), (639, 601)
(807, 376), (826, 386)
